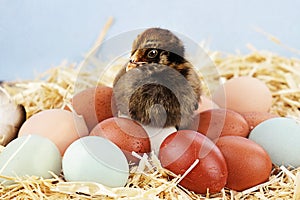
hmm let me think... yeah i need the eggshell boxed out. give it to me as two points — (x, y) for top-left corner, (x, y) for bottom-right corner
(241, 112), (278, 130)
(62, 136), (129, 187)
(68, 86), (114, 131)
(0, 135), (61, 185)
(213, 76), (272, 113)
(195, 109), (249, 140)
(142, 125), (176, 155)
(90, 117), (151, 164)
(249, 117), (300, 167)
(18, 109), (89, 155)
(0, 103), (26, 146)
(159, 130), (228, 194)
(215, 136), (272, 191)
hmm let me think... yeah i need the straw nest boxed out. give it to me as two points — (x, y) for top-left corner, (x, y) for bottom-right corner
(1, 47), (300, 199)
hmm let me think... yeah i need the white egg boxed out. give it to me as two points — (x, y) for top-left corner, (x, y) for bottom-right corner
(142, 125), (176, 155)
(62, 136), (129, 187)
(249, 117), (300, 167)
(0, 135), (62, 185)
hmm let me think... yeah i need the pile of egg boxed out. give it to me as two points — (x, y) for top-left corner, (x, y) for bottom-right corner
(1, 76), (300, 194)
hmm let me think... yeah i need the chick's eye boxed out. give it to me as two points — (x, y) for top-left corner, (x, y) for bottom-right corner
(147, 49), (158, 59)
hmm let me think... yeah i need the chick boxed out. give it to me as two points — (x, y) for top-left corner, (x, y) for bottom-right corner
(113, 28), (201, 129)
(114, 28), (201, 99)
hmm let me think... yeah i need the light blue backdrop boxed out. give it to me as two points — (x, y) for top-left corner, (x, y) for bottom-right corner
(0, 0), (299, 81)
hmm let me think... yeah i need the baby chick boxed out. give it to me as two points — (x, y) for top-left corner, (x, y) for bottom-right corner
(114, 28), (201, 98)
(113, 28), (201, 129)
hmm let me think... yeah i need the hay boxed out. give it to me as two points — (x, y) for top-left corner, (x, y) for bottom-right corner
(1, 62), (97, 119)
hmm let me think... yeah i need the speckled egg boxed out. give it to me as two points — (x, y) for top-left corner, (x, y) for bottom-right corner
(90, 117), (150, 164)
(68, 86), (114, 131)
(241, 112), (278, 130)
(195, 109), (249, 140)
(216, 136), (272, 191)
(159, 130), (228, 194)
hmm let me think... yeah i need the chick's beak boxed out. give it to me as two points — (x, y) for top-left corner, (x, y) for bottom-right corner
(126, 52), (148, 72)
(126, 59), (138, 72)
(126, 51), (139, 71)
(126, 60), (148, 71)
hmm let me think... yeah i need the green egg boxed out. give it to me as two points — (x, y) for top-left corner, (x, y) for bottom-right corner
(249, 117), (300, 167)
(62, 136), (129, 188)
(0, 135), (62, 185)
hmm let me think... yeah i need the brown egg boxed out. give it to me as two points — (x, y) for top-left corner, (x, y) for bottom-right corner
(241, 112), (278, 130)
(195, 109), (249, 140)
(90, 117), (150, 164)
(18, 109), (89, 155)
(213, 76), (272, 113)
(68, 86), (114, 132)
(215, 136), (272, 191)
(159, 130), (228, 194)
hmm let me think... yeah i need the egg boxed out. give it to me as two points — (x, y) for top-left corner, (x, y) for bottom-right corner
(215, 136), (272, 191)
(213, 76), (272, 113)
(195, 109), (249, 140)
(62, 136), (129, 187)
(0, 104), (26, 146)
(0, 135), (61, 185)
(0, 89), (26, 146)
(241, 112), (278, 130)
(67, 86), (114, 131)
(90, 117), (151, 164)
(249, 117), (300, 167)
(159, 130), (228, 194)
(18, 109), (89, 155)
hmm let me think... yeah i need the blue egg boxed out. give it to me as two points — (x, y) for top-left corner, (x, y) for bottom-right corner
(0, 135), (62, 185)
(62, 136), (129, 187)
(249, 117), (300, 167)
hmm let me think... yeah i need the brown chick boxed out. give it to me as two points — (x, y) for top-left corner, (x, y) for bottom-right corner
(113, 28), (201, 129)
(114, 28), (201, 99)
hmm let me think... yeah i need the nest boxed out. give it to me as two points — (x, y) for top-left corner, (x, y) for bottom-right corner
(1, 18), (300, 199)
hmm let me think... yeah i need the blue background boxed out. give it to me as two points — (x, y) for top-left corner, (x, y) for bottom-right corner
(0, 0), (299, 81)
